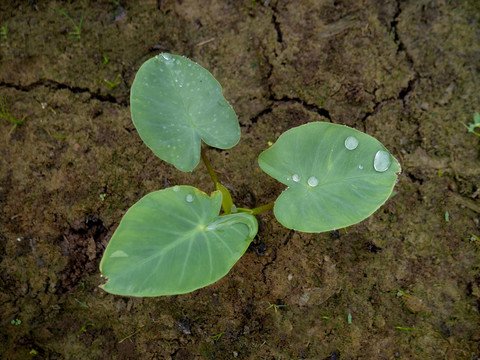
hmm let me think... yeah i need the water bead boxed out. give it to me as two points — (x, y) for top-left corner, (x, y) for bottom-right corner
(344, 136), (359, 150)
(373, 150), (391, 172)
(307, 176), (319, 187)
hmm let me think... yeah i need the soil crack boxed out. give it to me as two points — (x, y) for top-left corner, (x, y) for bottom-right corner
(0, 80), (126, 105)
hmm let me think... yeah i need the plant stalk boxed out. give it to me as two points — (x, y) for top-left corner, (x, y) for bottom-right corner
(200, 147), (219, 186)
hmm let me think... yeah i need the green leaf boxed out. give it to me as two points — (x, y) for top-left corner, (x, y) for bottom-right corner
(130, 53), (240, 172)
(100, 186), (257, 296)
(258, 122), (401, 233)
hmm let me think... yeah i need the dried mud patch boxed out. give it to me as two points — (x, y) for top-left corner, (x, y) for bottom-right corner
(1, 0), (480, 359)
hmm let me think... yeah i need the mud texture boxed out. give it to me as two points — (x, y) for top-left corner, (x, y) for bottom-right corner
(1, 0), (480, 359)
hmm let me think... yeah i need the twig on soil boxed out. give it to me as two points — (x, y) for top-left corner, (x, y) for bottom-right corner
(197, 38), (215, 47)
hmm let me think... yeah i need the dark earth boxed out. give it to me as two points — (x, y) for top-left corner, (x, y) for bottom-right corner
(1, 0), (480, 359)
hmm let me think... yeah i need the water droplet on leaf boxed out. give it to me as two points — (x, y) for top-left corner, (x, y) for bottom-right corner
(307, 176), (319, 187)
(173, 186), (180, 192)
(344, 136), (359, 150)
(186, 194), (194, 203)
(358, 164), (364, 170)
(292, 174), (300, 182)
(161, 53), (172, 60)
(373, 150), (391, 172)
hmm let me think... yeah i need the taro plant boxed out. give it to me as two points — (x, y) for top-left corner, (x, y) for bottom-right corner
(99, 53), (401, 297)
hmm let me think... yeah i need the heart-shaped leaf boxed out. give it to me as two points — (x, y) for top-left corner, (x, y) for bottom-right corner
(130, 53), (240, 172)
(258, 122), (401, 232)
(100, 186), (257, 296)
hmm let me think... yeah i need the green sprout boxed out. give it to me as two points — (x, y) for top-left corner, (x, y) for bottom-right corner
(74, 298), (89, 308)
(0, 97), (26, 134)
(52, 7), (83, 40)
(78, 322), (93, 334)
(98, 53), (402, 297)
(266, 302), (287, 313)
(460, 112), (480, 137)
(0, 24), (7, 40)
(11, 319), (21, 326)
(395, 326), (422, 332)
(103, 74), (121, 88)
(210, 332), (225, 340)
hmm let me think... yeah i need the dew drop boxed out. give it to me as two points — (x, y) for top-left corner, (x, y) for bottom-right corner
(173, 186), (180, 192)
(358, 164), (364, 170)
(231, 205), (237, 213)
(292, 174), (300, 182)
(161, 53), (172, 61)
(179, 83), (183, 88)
(307, 176), (319, 187)
(345, 136), (359, 150)
(373, 150), (391, 172)
(186, 194), (194, 203)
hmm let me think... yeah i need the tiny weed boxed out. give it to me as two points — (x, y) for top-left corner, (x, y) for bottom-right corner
(395, 326), (422, 332)
(444, 211), (450, 222)
(460, 112), (480, 137)
(103, 74), (121, 88)
(0, 24), (7, 40)
(52, 7), (83, 40)
(266, 302), (287, 313)
(11, 319), (21, 325)
(118, 327), (143, 343)
(347, 312), (352, 324)
(0, 97), (26, 134)
(78, 322), (93, 334)
(101, 50), (109, 65)
(210, 332), (225, 340)
(29, 349), (38, 356)
(74, 298), (89, 308)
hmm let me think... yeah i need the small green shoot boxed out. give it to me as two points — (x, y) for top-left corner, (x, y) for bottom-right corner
(266, 302), (287, 313)
(29, 349), (38, 356)
(74, 298), (89, 308)
(103, 74), (121, 88)
(78, 322), (93, 334)
(347, 312), (352, 324)
(0, 97), (26, 134)
(0, 24), (7, 40)
(321, 315), (330, 319)
(118, 327), (143, 343)
(100, 193), (107, 201)
(52, 7), (83, 40)
(210, 332), (225, 340)
(395, 326), (422, 332)
(460, 112), (480, 137)
(11, 319), (21, 325)
(444, 211), (450, 222)
(101, 50), (109, 65)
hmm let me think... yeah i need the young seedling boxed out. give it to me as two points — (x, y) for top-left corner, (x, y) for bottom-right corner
(0, 24), (7, 40)
(103, 74), (121, 88)
(460, 112), (480, 137)
(52, 7), (83, 40)
(0, 97), (26, 134)
(99, 53), (401, 297)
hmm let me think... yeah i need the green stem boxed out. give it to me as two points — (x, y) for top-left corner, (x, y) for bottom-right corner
(248, 202), (274, 215)
(201, 147), (274, 216)
(200, 147), (219, 186)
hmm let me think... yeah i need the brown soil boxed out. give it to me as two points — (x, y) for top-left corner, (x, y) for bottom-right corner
(1, 0), (479, 359)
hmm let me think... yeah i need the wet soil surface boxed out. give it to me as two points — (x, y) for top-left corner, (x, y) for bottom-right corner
(1, 0), (480, 359)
